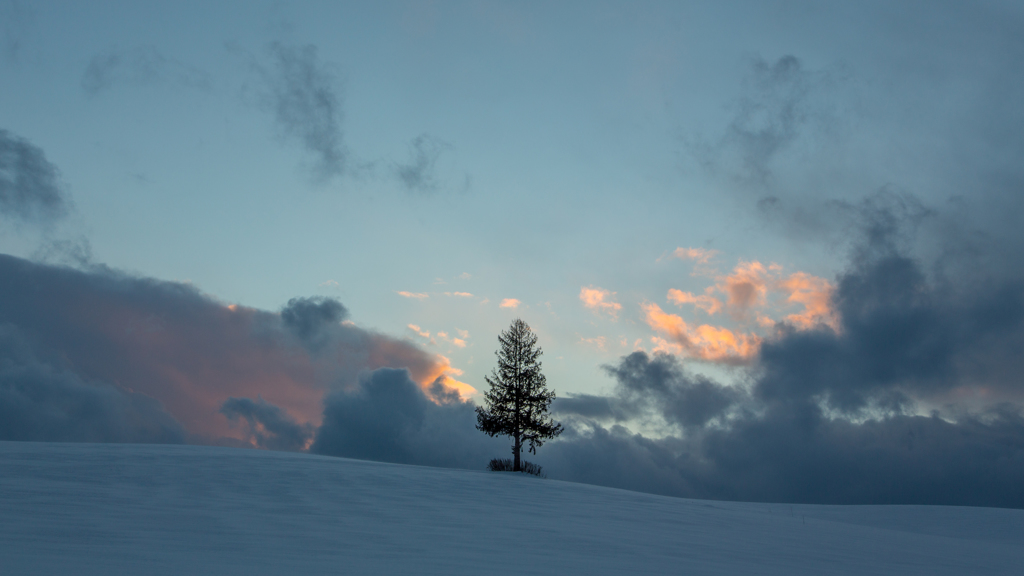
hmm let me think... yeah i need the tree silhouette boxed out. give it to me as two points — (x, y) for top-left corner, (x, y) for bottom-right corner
(476, 318), (562, 472)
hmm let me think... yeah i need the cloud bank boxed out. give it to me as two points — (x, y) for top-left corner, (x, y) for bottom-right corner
(0, 254), (460, 446)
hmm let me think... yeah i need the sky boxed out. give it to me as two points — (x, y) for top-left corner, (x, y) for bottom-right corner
(2, 0), (1024, 507)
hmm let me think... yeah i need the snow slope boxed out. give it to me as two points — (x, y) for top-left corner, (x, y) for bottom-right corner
(1, 442), (1021, 575)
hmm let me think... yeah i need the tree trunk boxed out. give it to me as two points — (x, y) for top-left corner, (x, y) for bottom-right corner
(513, 435), (521, 472)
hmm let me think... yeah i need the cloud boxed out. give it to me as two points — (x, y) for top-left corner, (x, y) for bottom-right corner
(671, 247), (718, 264)
(667, 288), (722, 315)
(280, 296), (348, 353)
(0, 0), (30, 62)
(392, 133), (450, 193)
(690, 55), (834, 185)
(0, 129), (70, 224)
(642, 302), (760, 364)
(775, 272), (835, 329)
(0, 323), (185, 444)
(407, 324), (431, 339)
(499, 298), (520, 309)
(541, 347), (1024, 508)
(396, 291), (429, 300)
(444, 291), (473, 298)
(579, 286), (622, 319)
(578, 335), (608, 351)
(80, 46), (210, 96)
(0, 253), (456, 443)
(259, 42), (346, 180)
(663, 259), (833, 330)
(311, 368), (503, 468)
(220, 396), (314, 451)
(719, 260), (770, 315)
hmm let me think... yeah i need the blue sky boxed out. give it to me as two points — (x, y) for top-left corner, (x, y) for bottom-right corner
(3, 0), (1024, 505)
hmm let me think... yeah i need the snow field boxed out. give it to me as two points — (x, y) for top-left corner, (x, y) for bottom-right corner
(1, 441), (1021, 575)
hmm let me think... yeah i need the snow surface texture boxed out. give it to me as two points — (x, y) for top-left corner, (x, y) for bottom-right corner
(1, 442), (1021, 575)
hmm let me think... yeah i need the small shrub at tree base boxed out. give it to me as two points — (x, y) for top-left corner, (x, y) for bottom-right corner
(487, 458), (545, 477)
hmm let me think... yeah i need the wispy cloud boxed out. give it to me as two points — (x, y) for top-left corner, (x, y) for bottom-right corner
(392, 133), (450, 193)
(670, 247), (718, 264)
(258, 42), (346, 180)
(499, 298), (520, 309)
(396, 291), (429, 300)
(407, 324), (431, 339)
(444, 291), (473, 298)
(0, 129), (70, 224)
(81, 46), (210, 96)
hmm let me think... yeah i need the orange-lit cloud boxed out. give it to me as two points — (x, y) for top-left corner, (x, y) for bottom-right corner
(719, 260), (770, 314)
(579, 335), (608, 351)
(642, 302), (760, 364)
(407, 324), (431, 339)
(445, 291), (474, 298)
(396, 291), (429, 300)
(579, 286), (623, 318)
(672, 247), (719, 264)
(500, 298), (520, 309)
(417, 354), (476, 401)
(776, 272), (836, 329)
(667, 288), (723, 315)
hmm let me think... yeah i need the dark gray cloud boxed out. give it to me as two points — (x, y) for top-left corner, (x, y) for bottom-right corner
(81, 46), (211, 96)
(392, 133), (450, 193)
(556, 352), (745, 430)
(0, 129), (69, 223)
(220, 396), (313, 451)
(312, 368), (504, 469)
(281, 296), (348, 353)
(0, 323), (185, 444)
(541, 393), (1024, 508)
(259, 42), (347, 180)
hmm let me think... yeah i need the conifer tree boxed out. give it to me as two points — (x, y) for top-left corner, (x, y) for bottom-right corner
(476, 318), (562, 472)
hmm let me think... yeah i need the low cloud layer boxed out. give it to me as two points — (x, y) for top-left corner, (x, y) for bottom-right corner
(0, 323), (185, 444)
(0, 129), (69, 224)
(0, 254), (459, 444)
(312, 368), (503, 468)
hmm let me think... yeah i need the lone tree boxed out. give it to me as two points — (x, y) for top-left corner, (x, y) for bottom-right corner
(476, 318), (563, 472)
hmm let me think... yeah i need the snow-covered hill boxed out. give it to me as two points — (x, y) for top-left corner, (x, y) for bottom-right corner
(1, 442), (1021, 575)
